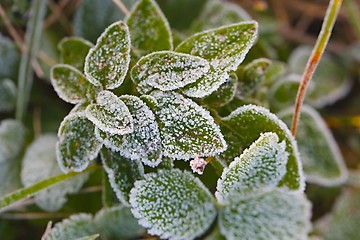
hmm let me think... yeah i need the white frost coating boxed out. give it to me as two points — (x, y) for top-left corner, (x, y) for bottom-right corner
(131, 51), (210, 91)
(57, 112), (102, 173)
(222, 104), (305, 192)
(21, 134), (88, 211)
(84, 21), (130, 89)
(151, 91), (227, 160)
(85, 90), (134, 135)
(216, 132), (288, 204)
(219, 190), (312, 240)
(47, 213), (96, 240)
(190, 156), (208, 175)
(278, 106), (348, 186)
(129, 169), (217, 240)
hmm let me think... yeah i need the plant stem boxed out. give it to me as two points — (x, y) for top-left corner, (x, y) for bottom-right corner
(15, 0), (47, 122)
(291, 0), (343, 136)
(344, 0), (360, 40)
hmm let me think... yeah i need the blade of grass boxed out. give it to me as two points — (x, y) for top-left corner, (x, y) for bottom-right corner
(291, 0), (343, 136)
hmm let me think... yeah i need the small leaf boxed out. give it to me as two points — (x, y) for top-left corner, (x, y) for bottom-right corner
(0, 79), (17, 112)
(101, 148), (144, 206)
(126, 0), (173, 57)
(86, 90), (133, 135)
(131, 51), (210, 92)
(21, 134), (88, 211)
(216, 132), (288, 204)
(47, 214), (96, 240)
(94, 205), (145, 239)
(57, 113), (102, 173)
(278, 105), (348, 186)
(51, 64), (100, 104)
(176, 21), (258, 72)
(269, 74), (300, 112)
(96, 95), (162, 167)
(219, 190), (312, 240)
(58, 37), (94, 71)
(220, 104), (304, 192)
(150, 91), (227, 159)
(129, 169), (217, 240)
(84, 21), (131, 89)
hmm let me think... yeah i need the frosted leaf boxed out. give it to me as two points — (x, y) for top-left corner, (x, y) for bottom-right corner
(278, 106), (348, 186)
(57, 113), (102, 173)
(150, 91), (227, 159)
(94, 205), (145, 239)
(70, 102), (90, 115)
(125, 0), (173, 57)
(84, 21), (130, 89)
(203, 72), (238, 107)
(21, 134), (89, 211)
(220, 104), (304, 192)
(96, 95), (161, 167)
(131, 51), (210, 92)
(76, 234), (99, 240)
(58, 37), (93, 71)
(129, 169), (217, 240)
(216, 132), (288, 204)
(51, 64), (100, 104)
(101, 148), (144, 206)
(219, 190), (312, 240)
(47, 213), (96, 240)
(86, 90), (133, 135)
(176, 21), (258, 72)
(0, 79), (17, 112)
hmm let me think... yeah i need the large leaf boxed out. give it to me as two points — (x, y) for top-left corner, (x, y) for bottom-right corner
(51, 64), (100, 104)
(129, 169), (217, 240)
(57, 113), (102, 173)
(216, 132), (288, 204)
(278, 106), (348, 186)
(131, 51), (210, 92)
(96, 95), (162, 167)
(0, 79), (17, 112)
(0, 34), (20, 79)
(86, 90), (133, 135)
(220, 104), (304, 192)
(84, 21), (131, 89)
(126, 0), (173, 57)
(21, 134), (89, 211)
(219, 190), (312, 240)
(101, 149), (144, 206)
(149, 91), (227, 160)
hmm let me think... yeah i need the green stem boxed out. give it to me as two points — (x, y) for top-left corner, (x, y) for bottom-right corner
(291, 0), (343, 136)
(344, 0), (360, 40)
(0, 165), (100, 212)
(15, 0), (46, 121)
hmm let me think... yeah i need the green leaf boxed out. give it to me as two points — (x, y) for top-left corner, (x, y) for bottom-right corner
(219, 190), (312, 240)
(58, 37), (94, 71)
(86, 90), (133, 135)
(101, 149), (144, 206)
(51, 64), (100, 104)
(149, 91), (227, 160)
(84, 21), (131, 89)
(21, 134), (89, 211)
(220, 105), (304, 192)
(96, 95), (162, 167)
(131, 51), (210, 92)
(278, 106), (348, 186)
(0, 34), (20, 79)
(76, 234), (99, 240)
(94, 205), (145, 239)
(269, 74), (300, 112)
(57, 113), (102, 173)
(126, 0), (173, 57)
(216, 132), (288, 204)
(0, 79), (17, 112)
(129, 169), (217, 240)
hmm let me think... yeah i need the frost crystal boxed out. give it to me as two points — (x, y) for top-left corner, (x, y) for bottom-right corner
(216, 132), (288, 204)
(129, 169), (217, 240)
(190, 156), (208, 175)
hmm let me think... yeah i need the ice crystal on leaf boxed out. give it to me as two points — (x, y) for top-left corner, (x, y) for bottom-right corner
(149, 91), (227, 160)
(57, 113), (102, 173)
(131, 51), (210, 92)
(216, 132), (288, 204)
(84, 21), (130, 89)
(129, 169), (217, 240)
(58, 37), (93, 71)
(86, 90), (133, 135)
